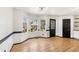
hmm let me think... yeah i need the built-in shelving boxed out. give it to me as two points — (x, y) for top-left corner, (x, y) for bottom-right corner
(74, 16), (79, 31)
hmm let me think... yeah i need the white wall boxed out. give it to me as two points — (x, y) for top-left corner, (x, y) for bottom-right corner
(57, 16), (74, 37)
(0, 7), (13, 40)
(47, 15), (74, 38)
(13, 9), (75, 39)
(74, 31), (79, 39)
(56, 16), (63, 37)
(13, 9), (27, 31)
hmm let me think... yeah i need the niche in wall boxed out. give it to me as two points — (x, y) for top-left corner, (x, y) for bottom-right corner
(74, 17), (79, 31)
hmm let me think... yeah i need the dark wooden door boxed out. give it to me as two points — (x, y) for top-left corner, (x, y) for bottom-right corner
(50, 19), (56, 37)
(63, 19), (71, 38)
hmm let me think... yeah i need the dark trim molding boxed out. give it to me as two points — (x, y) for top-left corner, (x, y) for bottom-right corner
(13, 31), (23, 33)
(0, 31), (23, 44)
(13, 37), (48, 45)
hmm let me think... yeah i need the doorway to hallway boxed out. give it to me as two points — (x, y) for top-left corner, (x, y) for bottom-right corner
(62, 19), (71, 38)
(50, 19), (56, 37)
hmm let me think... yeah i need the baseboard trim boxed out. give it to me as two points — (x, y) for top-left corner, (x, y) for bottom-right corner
(56, 36), (79, 41)
(56, 36), (63, 38)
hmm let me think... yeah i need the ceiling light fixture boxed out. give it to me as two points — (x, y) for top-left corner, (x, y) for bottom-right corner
(39, 7), (45, 11)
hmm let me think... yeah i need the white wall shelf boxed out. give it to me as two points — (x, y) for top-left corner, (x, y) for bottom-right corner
(74, 17), (79, 31)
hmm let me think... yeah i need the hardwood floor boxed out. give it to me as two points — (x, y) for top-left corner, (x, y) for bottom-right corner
(11, 37), (79, 52)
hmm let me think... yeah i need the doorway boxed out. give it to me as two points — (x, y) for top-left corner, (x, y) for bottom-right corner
(63, 19), (71, 38)
(50, 19), (56, 37)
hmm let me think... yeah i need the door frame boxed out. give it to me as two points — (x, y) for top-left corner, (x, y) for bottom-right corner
(49, 19), (56, 37)
(62, 19), (71, 38)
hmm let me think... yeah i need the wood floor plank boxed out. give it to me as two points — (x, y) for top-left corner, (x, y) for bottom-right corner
(11, 37), (79, 52)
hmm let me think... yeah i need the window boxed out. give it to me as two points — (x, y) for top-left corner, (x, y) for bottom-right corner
(40, 20), (45, 31)
(30, 20), (37, 32)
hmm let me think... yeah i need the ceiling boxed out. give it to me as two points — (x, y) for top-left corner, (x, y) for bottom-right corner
(15, 7), (79, 15)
